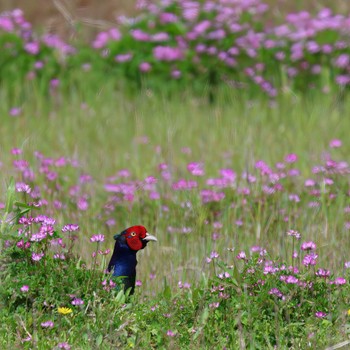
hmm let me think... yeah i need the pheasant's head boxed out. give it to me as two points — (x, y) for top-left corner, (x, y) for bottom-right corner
(115, 225), (157, 251)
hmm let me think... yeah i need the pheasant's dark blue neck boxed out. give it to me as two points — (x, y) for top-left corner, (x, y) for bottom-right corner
(108, 235), (138, 294)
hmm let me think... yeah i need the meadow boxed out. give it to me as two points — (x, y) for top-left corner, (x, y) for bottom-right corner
(1, 1), (350, 349)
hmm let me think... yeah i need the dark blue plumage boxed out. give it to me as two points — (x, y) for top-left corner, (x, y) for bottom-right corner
(107, 225), (157, 294)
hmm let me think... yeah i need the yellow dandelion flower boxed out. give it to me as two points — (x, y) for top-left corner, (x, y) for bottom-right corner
(347, 309), (350, 316)
(58, 307), (73, 315)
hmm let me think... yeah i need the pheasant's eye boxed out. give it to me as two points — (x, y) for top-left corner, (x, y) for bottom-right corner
(130, 232), (137, 237)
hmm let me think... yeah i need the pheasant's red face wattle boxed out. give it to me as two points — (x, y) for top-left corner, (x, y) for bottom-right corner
(123, 225), (155, 251)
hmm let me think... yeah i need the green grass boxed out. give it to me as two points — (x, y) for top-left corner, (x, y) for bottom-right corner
(1, 82), (350, 348)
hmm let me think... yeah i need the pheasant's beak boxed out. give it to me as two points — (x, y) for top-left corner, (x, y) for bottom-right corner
(142, 233), (157, 242)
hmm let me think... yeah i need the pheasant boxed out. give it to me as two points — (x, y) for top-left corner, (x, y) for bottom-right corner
(107, 225), (157, 294)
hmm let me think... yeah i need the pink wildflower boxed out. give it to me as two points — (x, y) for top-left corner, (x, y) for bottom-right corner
(41, 320), (54, 328)
(20, 285), (29, 292)
(90, 234), (105, 243)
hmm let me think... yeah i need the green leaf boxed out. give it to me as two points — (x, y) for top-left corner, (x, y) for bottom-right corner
(14, 201), (39, 210)
(96, 334), (103, 346)
(115, 289), (125, 303)
(200, 307), (209, 325)
(4, 177), (15, 214)
(162, 283), (172, 300)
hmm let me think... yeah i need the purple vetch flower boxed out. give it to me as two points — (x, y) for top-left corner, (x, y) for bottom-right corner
(11, 147), (23, 155)
(236, 251), (246, 260)
(71, 298), (84, 305)
(139, 62), (151, 72)
(285, 154), (298, 163)
(92, 32), (110, 49)
(41, 320), (54, 328)
(30, 232), (47, 242)
(149, 191), (160, 200)
(187, 162), (204, 176)
(303, 253), (318, 267)
(316, 268), (330, 278)
(153, 46), (183, 61)
(16, 182), (31, 193)
(130, 29), (150, 41)
(53, 253), (66, 260)
(77, 197), (89, 210)
(178, 281), (191, 289)
(50, 79), (60, 88)
(9, 107), (22, 116)
(34, 215), (56, 225)
(218, 272), (231, 279)
(311, 65), (321, 74)
(13, 159), (29, 171)
(32, 252), (44, 261)
(201, 189), (225, 203)
(209, 302), (220, 309)
(334, 277), (346, 285)
(79, 173), (92, 183)
(166, 330), (176, 337)
(22, 335), (32, 343)
(250, 245), (263, 253)
(109, 28), (121, 40)
(105, 218), (116, 226)
(288, 169), (300, 177)
(159, 12), (178, 24)
(0, 16), (14, 32)
(24, 41), (40, 55)
(329, 139), (342, 148)
(62, 224), (79, 232)
(289, 194), (300, 202)
(213, 222), (223, 230)
(150, 304), (158, 312)
(301, 241), (316, 251)
(287, 230), (301, 239)
(308, 201), (320, 208)
(304, 179), (316, 187)
(193, 20), (211, 34)
(344, 261), (350, 269)
(98, 249), (110, 256)
(284, 275), (299, 284)
(171, 69), (181, 79)
(172, 179), (197, 190)
(102, 279), (116, 291)
(115, 53), (133, 63)
(152, 32), (169, 42)
(210, 251), (219, 259)
(144, 176), (157, 185)
(135, 280), (142, 287)
(20, 285), (29, 292)
(315, 311), (327, 318)
(264, 265), (278, 275)
(334, 54), (349, 68)
(323, 178), (334, 186)
(220, 168), (236, 182)
(92, 32), (109, 49)
(269, 288), (285, 300)
(57, 343), (71, 350)
(336, 75), (350, 86)
(90, 234), (105, 243)
(212, 232), (220, 240)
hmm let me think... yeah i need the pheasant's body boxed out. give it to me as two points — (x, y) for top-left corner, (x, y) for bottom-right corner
(108, 234), (138, 293)
(107, 225), (157, 294)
